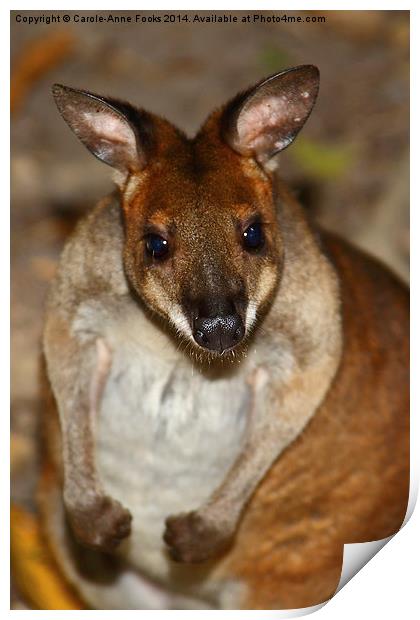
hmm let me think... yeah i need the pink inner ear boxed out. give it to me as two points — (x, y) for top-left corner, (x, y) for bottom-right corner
(233, 81), (316, 161)
(77, 109), (139, 170)
(237, 95), (292, 152)
(81, 111), (134, 146)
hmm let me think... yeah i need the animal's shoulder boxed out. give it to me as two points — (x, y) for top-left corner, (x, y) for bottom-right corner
(46, 194), (129, 317)
(320, 230), (409, 347)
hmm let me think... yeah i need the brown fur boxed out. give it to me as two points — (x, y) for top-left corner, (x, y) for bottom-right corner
(120, 110), (281, 336)
(39, 229), (409, 609)
(217, 235), (409, 608)
(40, 68), (409, 609)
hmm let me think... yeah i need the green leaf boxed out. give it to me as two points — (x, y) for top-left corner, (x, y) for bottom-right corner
(291, 138), (354, 179)
(258, 47), (291, 74)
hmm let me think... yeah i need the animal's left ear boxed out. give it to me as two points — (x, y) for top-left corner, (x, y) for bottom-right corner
(222, 65), (319, 169)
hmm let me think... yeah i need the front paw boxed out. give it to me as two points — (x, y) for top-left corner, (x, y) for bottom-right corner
(67, 494), (132, 553)
(163, 511), (233, 563)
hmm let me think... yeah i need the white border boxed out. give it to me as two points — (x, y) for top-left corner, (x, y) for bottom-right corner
(6, 2), (418, 618)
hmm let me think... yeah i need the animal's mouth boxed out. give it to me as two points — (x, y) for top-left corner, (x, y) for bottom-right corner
(189, 336), (249, 366)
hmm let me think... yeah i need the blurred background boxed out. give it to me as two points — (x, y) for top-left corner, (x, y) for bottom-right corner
(10, 10), (409, 608)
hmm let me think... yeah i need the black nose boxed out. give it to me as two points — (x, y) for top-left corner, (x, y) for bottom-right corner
(193, 313), (245, 353)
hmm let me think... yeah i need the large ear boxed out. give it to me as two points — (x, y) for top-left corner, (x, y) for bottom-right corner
(52, 84), (153, 173)
(222, 65), (319, 168)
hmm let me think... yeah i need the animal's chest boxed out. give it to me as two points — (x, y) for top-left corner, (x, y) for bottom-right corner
(96, 325), (249, 577)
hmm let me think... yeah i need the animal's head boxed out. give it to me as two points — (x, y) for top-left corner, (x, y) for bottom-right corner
(53, 66), (319, 358)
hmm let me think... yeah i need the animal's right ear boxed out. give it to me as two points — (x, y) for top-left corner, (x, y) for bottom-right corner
(52, 84), (153, 173)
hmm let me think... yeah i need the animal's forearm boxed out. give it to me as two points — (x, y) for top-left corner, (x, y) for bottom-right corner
(45, 319), (132, 551)
(63, 338), (111, 499)
(164, 358), (339, 563)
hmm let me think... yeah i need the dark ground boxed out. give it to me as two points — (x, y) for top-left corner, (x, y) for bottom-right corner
(10, 10), (409, 609)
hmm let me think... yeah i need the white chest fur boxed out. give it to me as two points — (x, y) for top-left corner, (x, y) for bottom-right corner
(93, 299), (250, 583)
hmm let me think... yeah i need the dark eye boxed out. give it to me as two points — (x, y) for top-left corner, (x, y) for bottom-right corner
(145, 234), (169, 259)
(243, 222), (264, 251)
